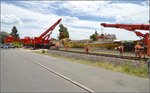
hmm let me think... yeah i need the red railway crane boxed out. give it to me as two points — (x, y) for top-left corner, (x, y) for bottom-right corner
(4, 36), (16, 43)
(100, 23), (150, 56)
(34, 18), (61, 47)
(22, 18), (62, 49)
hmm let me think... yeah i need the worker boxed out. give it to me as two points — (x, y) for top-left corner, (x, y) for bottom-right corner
(55, 42), (60, 50)
(118, 44), (124, 56)
(64, 44), (69, 51)
(134, 43), (143, 58)
(85, 44), (90, 53)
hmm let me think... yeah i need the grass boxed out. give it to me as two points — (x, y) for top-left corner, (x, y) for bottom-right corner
(122, 63), (148, 78)
(34, 50), (148, 78)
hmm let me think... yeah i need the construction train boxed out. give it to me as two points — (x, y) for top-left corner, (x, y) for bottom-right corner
(101, 23), (150, 56)
(3, 18), (150, 57)
(4, 18), (62, 49)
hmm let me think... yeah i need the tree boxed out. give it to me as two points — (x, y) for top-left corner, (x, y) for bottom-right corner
(0, 31), (9, 44)
(10, 26), (19, 39)
(90, 31), (98, 41)
(58, 24), (69, 40)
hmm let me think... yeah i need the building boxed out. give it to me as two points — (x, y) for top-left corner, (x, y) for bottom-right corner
(97, 34), (116, 42)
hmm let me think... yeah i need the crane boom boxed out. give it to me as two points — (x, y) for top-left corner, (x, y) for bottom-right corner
(100, 23), (150, 56)
(101, 23), (150, 31)
(39, 18), (62, 39)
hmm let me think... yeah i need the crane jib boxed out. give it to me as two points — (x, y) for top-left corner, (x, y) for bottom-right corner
(39, 18), (62, 39)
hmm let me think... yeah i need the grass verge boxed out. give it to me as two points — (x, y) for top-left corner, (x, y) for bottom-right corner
(34, 50), (148, 78)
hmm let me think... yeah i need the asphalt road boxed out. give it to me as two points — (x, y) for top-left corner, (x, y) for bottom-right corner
(1, 49), (149, 92)
(1, 49), (86, 92)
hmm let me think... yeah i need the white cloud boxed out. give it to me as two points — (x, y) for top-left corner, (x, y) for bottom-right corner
(1, 2), (101, 40)
(61, 1), (149, 23)
(1, 3), (60, 37)
(62, 16), (101, 30)
(1, 14), (23, 25)
(1, 1), (149, 41)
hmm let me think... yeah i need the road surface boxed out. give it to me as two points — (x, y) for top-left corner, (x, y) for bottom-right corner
(1, 49), (86, 92)
(1, 49), (149, 92)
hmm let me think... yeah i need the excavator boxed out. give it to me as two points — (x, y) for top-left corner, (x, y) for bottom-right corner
(100, 23), (150, 57)
(21, 18), (62, 49)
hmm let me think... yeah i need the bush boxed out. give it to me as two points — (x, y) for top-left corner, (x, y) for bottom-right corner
(70, 43), (85, 48)
(13, 42), (21, 48)
(42, 50), (45, 53)
(69, 42), (116, 49)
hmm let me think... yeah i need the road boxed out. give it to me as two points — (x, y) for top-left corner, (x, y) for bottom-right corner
(1, 49), (86, 92)
(1, 49), (149, 92)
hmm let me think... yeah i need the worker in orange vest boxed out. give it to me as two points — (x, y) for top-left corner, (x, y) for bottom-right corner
(134, 43), (143, 58)
(118, 44), (124, 56)
(85, 44), (90, 53)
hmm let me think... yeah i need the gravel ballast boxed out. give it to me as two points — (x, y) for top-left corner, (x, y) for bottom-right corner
(48, 50), (145, 66)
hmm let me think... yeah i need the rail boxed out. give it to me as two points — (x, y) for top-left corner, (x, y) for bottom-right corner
(50, 49), (149, 61)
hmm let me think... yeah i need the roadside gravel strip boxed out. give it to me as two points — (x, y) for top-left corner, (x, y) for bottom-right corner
(14, 50), (95, 93)
(48, 50), (145, 65)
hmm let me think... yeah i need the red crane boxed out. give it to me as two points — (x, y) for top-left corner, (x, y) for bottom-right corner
(22, 18), (62, 49)
(38, 19), (61, 40)
(100, 23), (150, 56)
(34, 19), (61, 43)
(101, 23), (149, 31)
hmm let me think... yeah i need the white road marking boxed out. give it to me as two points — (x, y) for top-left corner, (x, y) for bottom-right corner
(15, 51), (95, 93)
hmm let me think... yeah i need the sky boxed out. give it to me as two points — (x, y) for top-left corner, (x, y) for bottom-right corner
(1, 0), (150, 40)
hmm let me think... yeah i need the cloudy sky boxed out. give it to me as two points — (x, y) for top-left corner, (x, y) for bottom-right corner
(1, 0), (149, 40)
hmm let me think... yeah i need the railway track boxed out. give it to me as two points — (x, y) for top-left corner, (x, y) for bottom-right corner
(50, 49), (149, 61)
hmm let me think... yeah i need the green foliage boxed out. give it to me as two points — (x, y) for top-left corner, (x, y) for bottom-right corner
(123, 40), (128, 43)
(42, 50), (45, 53)
(71, 43), (86, 48)
(94, 31), (98, 36)
(105, 44), (116, 50)
(122, 63), (148, 77)
(13, 42), (21, 48)
(10, 26), (19, 39)
(0, 31), (9, 44)
(58, 24), (69, 40)
(69, 42), (115, 49)
(90, 31), (98, 41)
